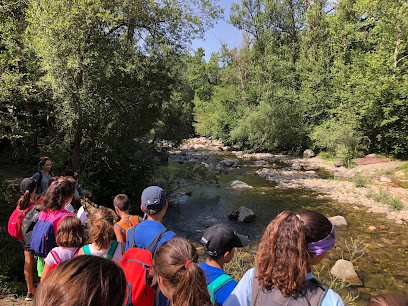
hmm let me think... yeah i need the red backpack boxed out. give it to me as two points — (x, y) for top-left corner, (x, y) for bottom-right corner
(118, 248), (155, 306)
(8, 202), (36, 241)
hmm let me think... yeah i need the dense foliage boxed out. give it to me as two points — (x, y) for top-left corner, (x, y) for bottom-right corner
(191, 0), (408, 161)
(0, 0), (221, 203)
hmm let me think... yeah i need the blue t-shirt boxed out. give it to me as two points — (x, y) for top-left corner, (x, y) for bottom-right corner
(200, 262), (238, 305)
(125, 219), (176, 253)
(223, 268), (344, 306)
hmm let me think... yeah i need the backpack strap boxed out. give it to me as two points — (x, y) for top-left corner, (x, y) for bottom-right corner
(146, 228), (168, 254)
(107, 242), (119, 259)
(128, 226), (136, 249)
(49, 211), (69, 223)
(36, 172), (43, 194)
(208, 274), (234, 304)
(307, 278), (328, 306)
(83, 245), (91, 255)
(50, 250), (62, 265)
(208, 274), (233, 293)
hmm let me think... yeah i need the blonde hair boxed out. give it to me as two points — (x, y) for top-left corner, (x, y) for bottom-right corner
(89, 207), (115, 250)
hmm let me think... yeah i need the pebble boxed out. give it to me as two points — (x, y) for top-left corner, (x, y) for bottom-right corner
(368, 226), (376, 232)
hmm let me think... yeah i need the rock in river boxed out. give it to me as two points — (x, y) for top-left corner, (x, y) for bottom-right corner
(227, 206), (256, 223)
(330, 259), (363, 286)
(221, 159), (240, 167)
(329, 216), (348, 227)
(228, 180), (253, 189)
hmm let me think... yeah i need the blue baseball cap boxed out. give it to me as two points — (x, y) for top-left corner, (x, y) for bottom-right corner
(141, 186), (166, 215)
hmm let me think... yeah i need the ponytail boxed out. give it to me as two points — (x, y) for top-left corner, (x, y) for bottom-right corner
(152, 237), (212, 306)
(255, 211), (308, 296)
(255, 210), (334, 296)
(89, 207), (115, 250)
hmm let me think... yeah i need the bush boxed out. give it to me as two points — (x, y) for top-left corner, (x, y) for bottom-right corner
(311, 118), (365, 164)
(231, 99), (305, 152)
(347, 175), (372, 187)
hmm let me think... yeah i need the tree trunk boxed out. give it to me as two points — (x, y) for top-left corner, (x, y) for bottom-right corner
(71, 121), (82, 170)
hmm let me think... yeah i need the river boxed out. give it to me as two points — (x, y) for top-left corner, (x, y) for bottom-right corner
(156, 139), (408, 305)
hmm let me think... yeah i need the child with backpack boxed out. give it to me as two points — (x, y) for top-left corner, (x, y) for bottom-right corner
(113, 194), (143, 242)
(30, 178), (75, 277)
(200, 224), (249, 305)
(8, 178), (38, 301)
(34, 256), (127, 306)
(152, 237), (212, 306)
(77, 207), (124, 263)
(41, 215), (85, 280)
(224, 210), (344, 306)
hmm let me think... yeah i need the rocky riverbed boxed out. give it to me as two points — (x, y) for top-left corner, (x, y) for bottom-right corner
(169, 137), (408, 226)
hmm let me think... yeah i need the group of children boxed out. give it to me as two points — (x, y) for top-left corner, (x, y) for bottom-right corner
(8, 158), (408, 305)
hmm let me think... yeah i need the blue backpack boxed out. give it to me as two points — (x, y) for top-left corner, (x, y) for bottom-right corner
(30, 211), (69, 257)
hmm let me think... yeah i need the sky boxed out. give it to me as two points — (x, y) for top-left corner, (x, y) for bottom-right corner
(190, 0), (243, 62)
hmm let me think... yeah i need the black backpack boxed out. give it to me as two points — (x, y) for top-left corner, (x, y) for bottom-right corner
(21, 205), (41, 250)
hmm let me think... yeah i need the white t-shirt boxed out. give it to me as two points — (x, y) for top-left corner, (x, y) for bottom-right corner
(83, 242), (123, 263)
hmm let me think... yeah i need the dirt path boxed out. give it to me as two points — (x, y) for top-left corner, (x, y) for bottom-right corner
(0, 296), (32, 305)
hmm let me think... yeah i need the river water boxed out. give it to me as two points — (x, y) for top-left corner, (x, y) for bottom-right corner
(157, 145), (408, 305)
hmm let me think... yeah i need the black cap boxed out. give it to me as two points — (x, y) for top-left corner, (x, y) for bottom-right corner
(20, 178), (37, 192)
(200, 224), (249, 257)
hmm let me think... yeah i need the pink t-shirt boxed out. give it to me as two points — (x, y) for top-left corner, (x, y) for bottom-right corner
(41, 209), (73, 233)
(45, 246), (79, 266)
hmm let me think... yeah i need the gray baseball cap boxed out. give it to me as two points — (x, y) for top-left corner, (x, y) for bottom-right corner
(141, 186), (166, 215)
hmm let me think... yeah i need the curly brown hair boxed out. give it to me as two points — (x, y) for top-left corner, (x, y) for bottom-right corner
(89, 207), (116, 250)
(255, 210), (332, 297)
(152, 237), (212, 306)
(41, 178), (75, 212)
(34, 256), (126, 306)
(56, 215), (86, 248)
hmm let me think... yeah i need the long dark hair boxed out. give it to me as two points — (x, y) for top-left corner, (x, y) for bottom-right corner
(152, 237), (212, 306)
(255, 210), (332, 296)
(18, 178), (37, 210)
(41, 178), (75, 212)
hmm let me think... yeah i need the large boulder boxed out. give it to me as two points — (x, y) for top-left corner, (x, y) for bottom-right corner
(330, 259), (363, 286)
(329, 216), (348, 227)
(303, 149), (316, 158)
(228, 180), (253, 189)
(227, 206), (256, 223)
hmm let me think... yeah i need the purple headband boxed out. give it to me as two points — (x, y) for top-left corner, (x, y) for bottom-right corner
(307, 222), (335, 256)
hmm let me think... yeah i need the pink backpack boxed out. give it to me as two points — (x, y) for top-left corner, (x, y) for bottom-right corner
(8, 202), (36, 240)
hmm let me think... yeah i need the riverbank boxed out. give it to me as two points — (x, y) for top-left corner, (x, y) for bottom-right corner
(170, 137), (408, 226)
